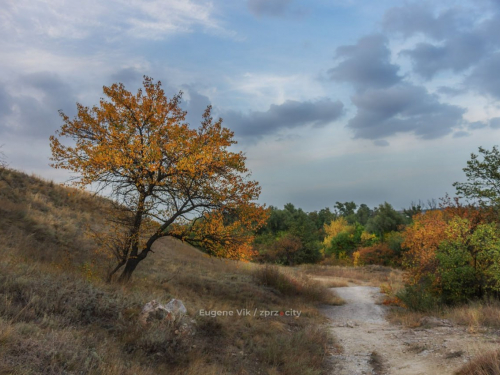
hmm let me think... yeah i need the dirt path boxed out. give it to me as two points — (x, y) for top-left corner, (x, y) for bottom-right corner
(320, 286), (499, 375)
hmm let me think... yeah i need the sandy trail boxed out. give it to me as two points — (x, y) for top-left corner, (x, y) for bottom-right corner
(320, 286), (498, 375)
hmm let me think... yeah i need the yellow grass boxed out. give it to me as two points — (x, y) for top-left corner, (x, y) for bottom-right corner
(0, 167), (337, 375)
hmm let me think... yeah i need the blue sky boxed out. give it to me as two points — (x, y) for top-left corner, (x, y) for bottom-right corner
(1, 0), (500, 211)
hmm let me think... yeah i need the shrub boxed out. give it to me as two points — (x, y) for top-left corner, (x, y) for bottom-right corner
(356, 243), (395, 266)
(396, 283), (439, 312)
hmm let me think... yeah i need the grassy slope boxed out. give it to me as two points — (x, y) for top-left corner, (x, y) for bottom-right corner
(0, 168), (337, 375)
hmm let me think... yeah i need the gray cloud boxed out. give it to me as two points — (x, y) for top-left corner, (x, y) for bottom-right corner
(384, 2), (499, 79)
(373, 139), (389, 147)
(223, 98), (344, 139)
(328, 34), (401, 90)
(347, 84), (466, 140)
(401, 34), (486, 79)
(466, 52), (500, 99)
(0, 72), (78, 138)
(437, 86), (466, 97)
(182, 86), (212, 127)
(0, 85), (13, 120)
(453, 131), (470, 138)
(468, 121), (487, 130)
(110, 68), (144, 87)
(382, 3), (463, 40)
(490, 117), (500, 129)
(247, 0), (292, 17)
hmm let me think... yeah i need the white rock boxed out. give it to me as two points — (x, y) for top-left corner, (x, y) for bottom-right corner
(165, 299), (187, 315)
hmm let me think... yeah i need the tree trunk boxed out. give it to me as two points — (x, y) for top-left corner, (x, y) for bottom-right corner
(118, 257), (140, 283)
(107, 260), (126, 283)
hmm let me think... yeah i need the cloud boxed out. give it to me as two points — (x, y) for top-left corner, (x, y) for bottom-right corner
(466, 52), (500, 99)
(490, 117), (500, 129)
(110, 67), (144, 87)
(328, 34), (401, 90)
(347, 83), (466, 140)
(182, 86), (212, 127)
(247, 0), (293, 17)
(0, 0), (225, 41)
(453, 130), (470, 138)
(437, 86), (466, 97)
(384, 2), (499, 79)
(400, 34), (487, 79)
(373, 139), (389, 147)
(0, 72), (78, 138)
(382, 3), (462, 40)
(0, 85), (13, 120)
(223, 98), (344, 139)
(468, 121), (487, 130)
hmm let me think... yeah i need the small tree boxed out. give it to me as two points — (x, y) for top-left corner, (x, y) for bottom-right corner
(453, 146), (500, 207)
(0, 145), (7, 168)
(50, 77), (268, 282)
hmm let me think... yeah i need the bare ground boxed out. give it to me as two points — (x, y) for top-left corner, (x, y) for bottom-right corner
(320, 286), (500, 375)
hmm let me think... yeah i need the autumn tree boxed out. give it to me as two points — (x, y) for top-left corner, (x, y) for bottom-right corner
(50, 77), (268, 282)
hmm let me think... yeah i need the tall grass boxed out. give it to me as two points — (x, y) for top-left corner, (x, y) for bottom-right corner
(456, 350), (500, 375)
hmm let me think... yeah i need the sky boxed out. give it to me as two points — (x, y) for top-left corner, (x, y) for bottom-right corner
(1, 0), (500, 212)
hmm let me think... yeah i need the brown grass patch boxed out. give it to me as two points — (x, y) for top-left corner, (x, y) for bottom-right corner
(455, 349), (500, 375)
(387, 300), (500, 330)
(253, 265), (344, 305)
(0, 168), (337, 375)
(298, 264), (401, 287)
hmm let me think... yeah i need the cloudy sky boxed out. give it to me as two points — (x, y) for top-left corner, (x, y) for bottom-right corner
(1, 0), (500, 212)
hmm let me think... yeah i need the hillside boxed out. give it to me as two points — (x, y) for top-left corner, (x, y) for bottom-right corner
(0, 167), (338, 375)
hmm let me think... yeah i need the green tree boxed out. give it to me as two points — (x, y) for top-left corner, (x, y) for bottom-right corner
(365, 202), (406, 241)
(453, 146), (500, 207)
(437, 218), (500, 304)
(355, 203), (373, 225)
(334, 201), (357, 217)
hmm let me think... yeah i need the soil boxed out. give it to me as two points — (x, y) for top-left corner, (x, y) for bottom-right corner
(320, 286), (500, 375)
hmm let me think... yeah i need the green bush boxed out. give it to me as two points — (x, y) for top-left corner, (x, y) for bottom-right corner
(396, 283), (439, 312)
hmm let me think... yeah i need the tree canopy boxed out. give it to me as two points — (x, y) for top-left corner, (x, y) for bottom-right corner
(50, 77), (268, 282)
(453, 146), (500, 207)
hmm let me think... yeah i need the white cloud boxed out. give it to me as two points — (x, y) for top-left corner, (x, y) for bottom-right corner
(0, 0), (227, 40)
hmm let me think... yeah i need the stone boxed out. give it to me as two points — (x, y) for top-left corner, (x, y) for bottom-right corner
(139, 299), (188, 325)
(165, 298), (187, 315)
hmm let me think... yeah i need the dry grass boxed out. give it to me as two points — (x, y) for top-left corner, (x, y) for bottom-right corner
(387, 298), (500, 330)
(369, 351), (386, 375)
(298, 264), (401, 287)
(0, 168), (337, 375)
(445, 301), (500, 330)
(309, 276), (349, 288)
(253, 265), (344, 305)
(455, 350), (500, 375)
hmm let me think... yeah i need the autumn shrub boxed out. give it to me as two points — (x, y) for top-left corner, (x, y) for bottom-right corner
(401, 205), (500, 308)
(256, 233), (304, 265)
(355, 243), (395, 266)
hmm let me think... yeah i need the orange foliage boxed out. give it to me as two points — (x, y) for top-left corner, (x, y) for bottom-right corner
(355, 243), (395, 266)
(50, 77), (268, 281)
(401, 203), (493, 288)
